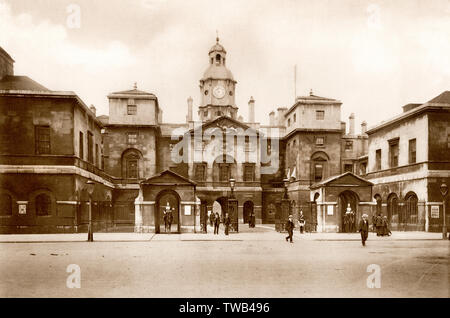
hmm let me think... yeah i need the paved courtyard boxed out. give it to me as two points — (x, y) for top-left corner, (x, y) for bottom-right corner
(0, 226), (448, 298)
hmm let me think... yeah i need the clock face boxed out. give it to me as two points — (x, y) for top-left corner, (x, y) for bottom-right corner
(213, 86), (226, 99)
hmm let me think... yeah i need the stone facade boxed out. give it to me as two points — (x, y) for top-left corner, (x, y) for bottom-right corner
(0, 41), (449, 234)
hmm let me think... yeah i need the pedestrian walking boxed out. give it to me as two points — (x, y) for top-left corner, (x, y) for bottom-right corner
(298, 210), (305, 234)
(359, 214), (370, 246)
(224, 213), (231, 235)
(285, 215), (295, 243)
(375, 213), (383, 236)
(214, 212), (220, 234)
(382, 216), (392, 236)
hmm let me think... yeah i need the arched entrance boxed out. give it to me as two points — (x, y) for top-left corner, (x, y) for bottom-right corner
(155, 190), (180, 234)
(338, 190), (359, 233)
(214, 197), (228, 220)
(243, 201), (254, 225)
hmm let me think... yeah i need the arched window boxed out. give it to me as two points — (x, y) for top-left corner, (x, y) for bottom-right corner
(0, 193), (12, 216)
(387, 193), (399, 224)
(405, 192), (418, 225)
(36, 194), (51, 216)
(215, 54), (221, 64)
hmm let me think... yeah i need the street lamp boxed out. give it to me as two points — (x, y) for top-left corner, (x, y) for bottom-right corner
(229, 178), (235, 199)
(439, 183), (448, 240)
(86, 180), (95, 242)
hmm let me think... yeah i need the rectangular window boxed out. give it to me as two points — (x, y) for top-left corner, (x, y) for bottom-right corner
(315, 137), (324, 146)
(87, 131), (94, 164)
(316, 110), (325, 120)
(127, 104), (137, 115)
(287, 118), (291, 127)
(219, 164), (230, 182)
(127, 132), (138, 144)
(293, 113), (296, 122)
(360, 162), (367, 175)
(35, 126), (50, 154)
(245, 136), (250, 151)
(408, 138), (416, 164)
(376, 149), (381, 170)
(95, 144), (99, 167)
(389, 138), (399, 168)
(345, 140), (353, 150)
(195, 163), (206, 181)
(244, 164), (255, 182)
(344, 164), (353, 173)
(79, 131), (84, 159)
(314, 164), (323, 182)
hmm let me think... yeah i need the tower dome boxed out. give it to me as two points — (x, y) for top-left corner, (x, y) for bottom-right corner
(202, 36), (235, 82)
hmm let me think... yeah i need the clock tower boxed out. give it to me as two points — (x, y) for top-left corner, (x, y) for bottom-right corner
(198, 37), (238, 122)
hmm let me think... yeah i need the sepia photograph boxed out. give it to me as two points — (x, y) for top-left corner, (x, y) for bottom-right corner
(0, 0), (449, 304)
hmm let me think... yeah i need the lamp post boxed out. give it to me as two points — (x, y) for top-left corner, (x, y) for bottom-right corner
(228, 178), (238, 232)
(439, 183), (448, 240)
(229, 178), (235, 198)
(86, 180), (95, 242)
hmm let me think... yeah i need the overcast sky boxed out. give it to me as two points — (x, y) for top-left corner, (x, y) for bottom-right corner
(1, 0), (449, 130)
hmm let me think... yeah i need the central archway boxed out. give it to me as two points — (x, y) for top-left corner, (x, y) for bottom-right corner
(155, 189), (180, 234)
(214, 197), (228, 220)
(338, 190), (360, 233)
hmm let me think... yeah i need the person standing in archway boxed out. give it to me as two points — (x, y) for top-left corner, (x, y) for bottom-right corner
(375, 213), (383, 236)
(224, 212), (231, 235)
(359, 214), (369, 246)
(167, 210), (174, 233)
(214, 212), (220, 234)
(163, 210), (168, 232)
(209, 211), (215, 228)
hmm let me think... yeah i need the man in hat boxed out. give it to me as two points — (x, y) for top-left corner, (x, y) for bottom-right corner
(358, 214), (370, 246)
(285, 215), (295, 243)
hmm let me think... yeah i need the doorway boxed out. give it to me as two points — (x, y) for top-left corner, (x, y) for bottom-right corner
(155, 190), (180, 234)
(338, 190), (359, 233)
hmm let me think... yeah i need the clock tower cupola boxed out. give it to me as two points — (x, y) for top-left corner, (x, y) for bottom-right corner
(198, 36), (238, 122)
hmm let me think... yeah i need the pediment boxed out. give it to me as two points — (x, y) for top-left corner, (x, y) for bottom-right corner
(311, 172), (373, 189)
(191, 116), (258, 135)
(141, 170), (196, 186)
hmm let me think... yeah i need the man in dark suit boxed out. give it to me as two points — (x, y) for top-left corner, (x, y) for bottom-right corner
(375, 213), (383, 236)
(359, 214), (370, 246)
(285, 215), (295, 243)
(224, 213), (231, 235)
(209, 211), (215, 228)
(214, 212), (220, 235)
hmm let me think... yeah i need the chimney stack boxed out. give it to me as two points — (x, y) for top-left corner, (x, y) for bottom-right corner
(361, 121), (367, 134)
(186, 96), (193, 122)
(269, 111), (275, 126)
(349, 113), (355, 135)
(341, 121), (346, 133)
(0, 47), (14, 80)
(277, 107), (287, 126)
(89, 105), (96, 116)
(248, 96), (255, 123)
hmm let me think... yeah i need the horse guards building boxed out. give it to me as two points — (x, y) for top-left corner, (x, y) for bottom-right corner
(0, 38), (449, 234)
